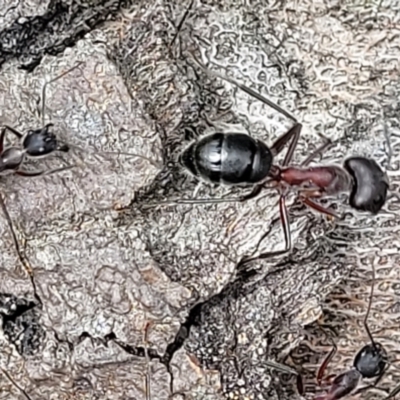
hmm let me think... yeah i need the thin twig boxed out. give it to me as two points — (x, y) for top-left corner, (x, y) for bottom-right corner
(41, 62), (85, 126)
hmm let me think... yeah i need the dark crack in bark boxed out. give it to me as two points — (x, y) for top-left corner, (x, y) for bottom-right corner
(0, 293), (44, 356)
(0, 0), (136, 71)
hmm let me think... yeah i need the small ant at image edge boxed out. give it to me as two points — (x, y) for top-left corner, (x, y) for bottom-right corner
(145, 57), (389, 268)
(299, 260), (391, 400)
(0, 61), (160, 179)
(0, 63), (86, 178)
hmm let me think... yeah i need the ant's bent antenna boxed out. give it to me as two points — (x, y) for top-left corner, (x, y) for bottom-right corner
(188, 52), (298, 124)
(170, 0), (195, 49)
(41, 62), (85, 126)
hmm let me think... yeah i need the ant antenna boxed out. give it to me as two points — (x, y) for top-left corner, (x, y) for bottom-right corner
(383, 122), (392, 169)
(188, 52), (298, 124)
(170, 0), (195, 49)
(363, 260), (377, 348)
(40, 62), (85, 126)
(59, 141), (162, 169)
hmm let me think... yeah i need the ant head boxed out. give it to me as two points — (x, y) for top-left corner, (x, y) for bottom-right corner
(353, 342), (387, 378)
(0, 147), (24, 172)
(180, 142), (198, 177)
(344, 157), (389, 214)
(22, 124), (69, 157)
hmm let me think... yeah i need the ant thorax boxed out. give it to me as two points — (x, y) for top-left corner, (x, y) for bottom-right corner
(279, 165), (353, 196)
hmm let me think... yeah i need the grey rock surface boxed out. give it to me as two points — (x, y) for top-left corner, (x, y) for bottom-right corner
(0, 0), (399, 399)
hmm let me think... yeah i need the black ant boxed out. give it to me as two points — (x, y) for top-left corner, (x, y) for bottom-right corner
(311, 260), (388, 400)
(145, 57), (389, 267)
(0, 63), (86, 178)
(0, 63), (88, 305)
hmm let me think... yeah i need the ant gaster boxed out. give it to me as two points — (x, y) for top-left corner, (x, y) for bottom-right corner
(150, 58), (389, 267)
(313, 261), (388, 400)
(0, 63), (85, 178)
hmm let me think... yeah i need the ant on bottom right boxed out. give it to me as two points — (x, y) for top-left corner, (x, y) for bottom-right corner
(304, 260), (391, 400)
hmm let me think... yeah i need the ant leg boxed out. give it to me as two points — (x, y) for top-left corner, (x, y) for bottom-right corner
(15, 165), (74, 177)
(0, 128), (6, 153)
(301, 136), (333, 166)
(140, 184), (264, 209)
(363, 260), (377, 346)
(264, 359), (304, 395)
(317, 344), (337, 386)
(384, 381), (400, 399)
(40, 62), (84, 126)
(3, 125), (23, 139)
(301, 198), (342, 220)
(237, 194), (291, 269)
(170, 0), (195, 49)
(353, 364), (388, 397)
(269, 123), (302, 166)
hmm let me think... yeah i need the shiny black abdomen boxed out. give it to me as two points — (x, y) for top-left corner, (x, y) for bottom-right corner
(181, 133), (273, 185)
(344, 157), (389, 214)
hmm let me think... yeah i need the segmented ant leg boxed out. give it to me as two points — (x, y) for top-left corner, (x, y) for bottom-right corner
(301, 136), (333, 166)
(237, 194), (291, 268)
(0, 128), (6, 153)
(170, 0), (195, 49)
(40, 62), (84, 126)
(264, 360), (299, 376)
(141, 184), (264, 209)
(15, 165), (74, 177)
(301, 198), (342, 220)
(270, 123), (302, 161)
(383, 382), (400, 399)
(352, 364), (389, 398)
(3, 125), (23, 139)
(264, 359), (304, 395)
(317, 343), (338, 386)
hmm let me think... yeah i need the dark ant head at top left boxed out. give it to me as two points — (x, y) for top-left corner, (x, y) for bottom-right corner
(0, 63), (84, 178)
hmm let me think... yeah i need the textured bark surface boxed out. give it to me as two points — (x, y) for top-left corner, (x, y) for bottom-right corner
(0, 1), (399, 399)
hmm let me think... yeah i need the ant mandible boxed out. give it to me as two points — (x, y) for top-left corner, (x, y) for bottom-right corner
(0, 63), (85, 178)
(147, 56), (389, 268)
(311, 260), (388, 400)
